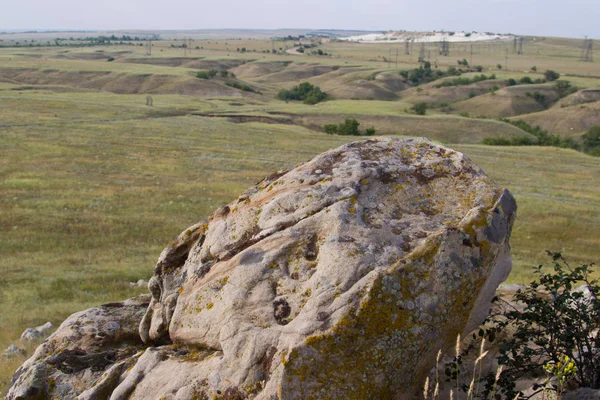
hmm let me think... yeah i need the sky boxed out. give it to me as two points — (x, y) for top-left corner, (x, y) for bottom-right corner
(2, 0), (599, 38)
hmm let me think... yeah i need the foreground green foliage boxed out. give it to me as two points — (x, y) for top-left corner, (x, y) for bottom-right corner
(447, 253), (599, 398)
(490, 253), (600, 397)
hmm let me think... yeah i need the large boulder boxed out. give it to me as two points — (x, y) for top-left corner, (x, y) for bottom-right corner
(7, 137), (516, 400)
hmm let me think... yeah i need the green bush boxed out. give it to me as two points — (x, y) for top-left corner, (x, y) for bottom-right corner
(323, 119), (375, 136)
(484, 252), (600, 397)
(277, 82), (328, 105)
(526, 91), (548, 107)
(411, 102), (428, 115)
(225, 81), (260, 94)
(555, 80), (577, 98)
(519, 76), (533, 84)
(196, 71), (210, 79)
(107, 57), (115, 62)
(434, 74), (492, 88)
(583, 126), (600, 156)
(220, 70), (229, 78)
(497, 64), (502, 70)
(483, 119), (581, 151)
(506, 78), (517, 86)
(474, 65), (483, 72)
(544, 69), (560, 81)
(364, 127), (376, 136)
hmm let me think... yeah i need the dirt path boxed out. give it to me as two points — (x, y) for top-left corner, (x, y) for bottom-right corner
(286, 47), (305, 56)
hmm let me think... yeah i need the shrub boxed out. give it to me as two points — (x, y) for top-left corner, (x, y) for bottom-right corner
(519, 76), (533, 84)
(474, 65), (483, 72)
(225, 81), (260, 94)
(484, 252), (600, 397)
(434, 74), (492, 88)
(506, 78), (517, 86)
(323, 119), (375, 136)
(544, 69), (560, 81)
(483, 119), (581, 151)
(411, 102), (428, 115)
(531, 66), (537, 72)
(364, 127), (376, 136)
(277, 82), (328, 105)
(196, 71), (210, 79)
(527, 91), (548, 108)
(324, 124), (338, 134)
(220, 70), (229, 78)
(583, 126), (600, 156)
(107, 57), (115, 62)
(497, 64), (502, 70)
(555, 80), (577, 98)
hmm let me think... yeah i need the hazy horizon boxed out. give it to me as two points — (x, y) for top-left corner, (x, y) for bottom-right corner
(2, 0), (599, 39)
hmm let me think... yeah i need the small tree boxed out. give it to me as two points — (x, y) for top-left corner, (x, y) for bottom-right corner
(519, 76), (533, 84)
(545, 69), (560, 81)
(497, 64), (503, 70)
(364, 127), (376, 136)
(583, 126), (600, 156)
(411, 102), (428, 115)
(338, 118), (360, 135)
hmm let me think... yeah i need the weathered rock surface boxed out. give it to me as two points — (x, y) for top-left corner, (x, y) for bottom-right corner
(6, 296), (149, 400)
(2, 345), (25, 359)
(7, 137), (516, 400)
(20, 322), (53, 342)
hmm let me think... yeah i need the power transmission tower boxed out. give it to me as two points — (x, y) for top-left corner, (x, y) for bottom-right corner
(439, 39), (449, 56)
(518, 37), (524, 55)
(419, 42), (425, 62)
(582, 37), (593, 62)
(184, 37), (187, 56)
(395, 48), (399, 68)
(145, 37), (152, 55)
(470, 44), (473, 66)
(513, 38), (518, 54)
(405, 39), (410, 55)
(505, 48), (509, 71)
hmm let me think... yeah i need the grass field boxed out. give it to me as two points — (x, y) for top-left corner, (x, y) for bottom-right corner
(1, 32), (599, 394)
